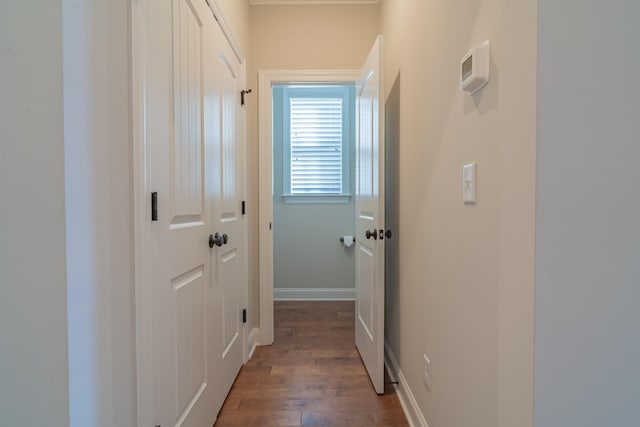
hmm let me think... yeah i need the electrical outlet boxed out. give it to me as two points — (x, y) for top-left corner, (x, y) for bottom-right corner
(423, 354), (431, 389)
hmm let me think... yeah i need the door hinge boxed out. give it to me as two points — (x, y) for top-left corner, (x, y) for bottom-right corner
(151, 192), (158, 221)
(240, 89), (252, 106)
(242, 309), (247, 324)
(242, 200), (246, 215)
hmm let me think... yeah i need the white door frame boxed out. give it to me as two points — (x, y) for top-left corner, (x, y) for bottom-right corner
(131, 1), (247, 425)
(258, 70), (359, 345)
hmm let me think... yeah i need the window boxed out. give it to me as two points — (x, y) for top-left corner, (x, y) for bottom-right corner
(290, 97), (343, 194)
(280, 86), (353, 203)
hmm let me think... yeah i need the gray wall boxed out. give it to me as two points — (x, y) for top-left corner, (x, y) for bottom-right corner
(0, 2), (69, 425)
(0, 2), (135, 426)
(535, 1), (640, 426)
(273, 86), (356, 292)
(63, 0), (135, 426)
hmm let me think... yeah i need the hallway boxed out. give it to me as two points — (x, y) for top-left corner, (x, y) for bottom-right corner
(214, 301), (409, 426)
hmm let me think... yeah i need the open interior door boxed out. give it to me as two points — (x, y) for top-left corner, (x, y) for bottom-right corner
(355, 35), (385, 394)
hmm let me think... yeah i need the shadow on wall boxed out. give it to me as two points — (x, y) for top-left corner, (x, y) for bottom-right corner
(385, 72), (401, 353)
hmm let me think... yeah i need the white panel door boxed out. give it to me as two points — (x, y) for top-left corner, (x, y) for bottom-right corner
(207, 20), (245, 416)
(149, 0), (217, 425)
(355, 35), (385, 394)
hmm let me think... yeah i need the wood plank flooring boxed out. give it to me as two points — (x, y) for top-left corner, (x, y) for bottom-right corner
(214, 301), (409, 427)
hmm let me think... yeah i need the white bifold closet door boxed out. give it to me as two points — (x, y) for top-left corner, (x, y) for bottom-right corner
(146, 0), (245, 425)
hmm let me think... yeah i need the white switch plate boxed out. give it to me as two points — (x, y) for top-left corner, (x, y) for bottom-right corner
(463, 162), (477, 204)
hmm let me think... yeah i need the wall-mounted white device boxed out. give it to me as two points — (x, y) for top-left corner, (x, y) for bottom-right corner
(460, 41), (490, 95)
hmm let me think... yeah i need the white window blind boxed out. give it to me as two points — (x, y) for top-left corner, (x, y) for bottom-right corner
(289, 97), (343, 194)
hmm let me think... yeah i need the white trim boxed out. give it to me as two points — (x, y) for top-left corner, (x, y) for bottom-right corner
(131, 0), (154, 425)
(259, 70), (359, 346)
(206, 0), (245, 63)
(251, 0), (379, 5)
(273, 288), (355, 301)
(239, 61), (250, 365)
(247, 328), (260, 360)
(384, 342), (430, 427)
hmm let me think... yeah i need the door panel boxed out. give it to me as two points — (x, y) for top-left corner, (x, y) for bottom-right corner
(167, 1), (211, 425)
(172, 0), (204, 223)
(149, 0), (219, 426)
(220, 56), (240, 208)
(174, 267), (206, 417)
(208, 21), (245, 416)
(355, 35), (385, 395)
(221, 248), (240, 356)
(357, 244), (374, 340)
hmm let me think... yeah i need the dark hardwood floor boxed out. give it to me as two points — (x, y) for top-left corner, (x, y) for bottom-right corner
(214, 301), (409, 427)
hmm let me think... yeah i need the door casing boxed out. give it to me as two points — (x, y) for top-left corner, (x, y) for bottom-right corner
(257, 70), (359, 345)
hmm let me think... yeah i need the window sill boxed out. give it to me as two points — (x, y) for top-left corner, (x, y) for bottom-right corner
(282, 194), (351, 204)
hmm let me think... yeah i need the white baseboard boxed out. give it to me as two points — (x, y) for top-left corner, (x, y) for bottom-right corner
(273, 287), (355, 301)
(385, 342), (429, 427)
(247, 327), (260, 360)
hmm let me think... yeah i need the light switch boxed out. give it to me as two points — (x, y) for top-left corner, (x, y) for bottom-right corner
(423, 354), (431, 389)
(463, 163), (476, 204)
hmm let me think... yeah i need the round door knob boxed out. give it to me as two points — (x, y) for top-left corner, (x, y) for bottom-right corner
(209, 233), (223, 248)
(385, 229), (392, 239)
(365, 229), (377, 240)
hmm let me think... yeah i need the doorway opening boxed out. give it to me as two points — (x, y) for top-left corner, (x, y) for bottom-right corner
(258, 71), (360, 346)
(272, 83), (356, 302)
(257, 37), (386, 393)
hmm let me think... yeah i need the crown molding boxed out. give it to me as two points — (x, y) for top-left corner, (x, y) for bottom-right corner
(250, 0), (379, 5)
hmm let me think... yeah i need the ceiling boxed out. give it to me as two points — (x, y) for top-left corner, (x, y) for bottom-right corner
(249, 0), (379, 5)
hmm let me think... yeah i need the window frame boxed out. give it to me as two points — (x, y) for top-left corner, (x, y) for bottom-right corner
(280, 85), (353, 204)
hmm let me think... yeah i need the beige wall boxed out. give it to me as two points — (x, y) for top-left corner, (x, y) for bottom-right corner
(247, 4), (380, 327)
(380, 1), (536, 426)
